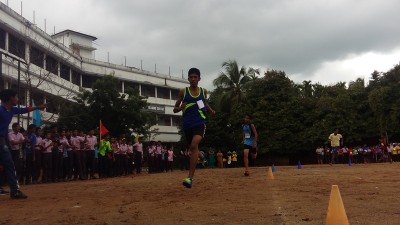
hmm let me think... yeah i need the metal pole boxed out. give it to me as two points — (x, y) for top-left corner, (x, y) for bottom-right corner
(17, 61), (21, 123)
(140, 60), (142, 70)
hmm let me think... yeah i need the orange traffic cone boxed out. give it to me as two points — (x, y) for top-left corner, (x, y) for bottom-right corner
(267, 167), (274, 180)
(326, 185), (349, 225)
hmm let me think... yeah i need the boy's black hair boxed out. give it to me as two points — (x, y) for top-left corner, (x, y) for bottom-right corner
(245, 114), (253, 120)
(28, 124), (36, 131)
(188, 68), (201, 77)
(12, 122), (20, 129)
(0, 89), (18, 103)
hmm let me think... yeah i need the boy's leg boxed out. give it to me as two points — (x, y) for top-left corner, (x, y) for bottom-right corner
(243, 149), (249, 175)
(188, 135), (202, 178)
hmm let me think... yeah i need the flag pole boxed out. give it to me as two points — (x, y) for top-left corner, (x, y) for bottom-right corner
(99, 120), (102, 144)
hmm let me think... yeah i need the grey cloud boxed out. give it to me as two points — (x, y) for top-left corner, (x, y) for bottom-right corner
(21, 0), (400, 85)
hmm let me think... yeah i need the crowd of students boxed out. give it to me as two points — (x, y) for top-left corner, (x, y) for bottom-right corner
(315, 144), (400, 165)
(0, 123), (180, 186)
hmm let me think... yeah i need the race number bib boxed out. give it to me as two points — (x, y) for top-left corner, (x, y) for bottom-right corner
(245, 133), (250, 139)
(197, 100), (205, 109)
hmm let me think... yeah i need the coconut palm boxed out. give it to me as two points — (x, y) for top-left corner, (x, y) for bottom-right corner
(212, 60), (259, 112)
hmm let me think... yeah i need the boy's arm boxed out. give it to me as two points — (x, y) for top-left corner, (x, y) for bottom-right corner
(173, 89), (185, 113)
(204, 89), (216, 115)
(251, 124), (258, 147)
(13, 104), (48, 114)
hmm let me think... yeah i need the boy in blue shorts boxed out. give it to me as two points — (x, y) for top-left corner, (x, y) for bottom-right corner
(173, 68), (216, 188)
(242, 114), (258, 176)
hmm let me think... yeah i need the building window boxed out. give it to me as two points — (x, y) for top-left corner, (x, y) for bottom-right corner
(172, 116), (181, 126)
(60, 63), (70, 81)
(71, 70), (80, 86)
(82, 74), (98, 88)
(0, 28), (6, 50)
(171, 89), (179, 100)
(141, 84), (155, 97)
(8, 34), (25, 59)
(30, 47), (44, 68)
(45, 55), (58, 75)
(10, 83), (26, 106)
(157, 114), (171, 126)
(157, 87), (170, 99)
(124, 81), (139, 92)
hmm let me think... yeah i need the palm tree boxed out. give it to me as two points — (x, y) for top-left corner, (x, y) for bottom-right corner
(212, 60), (259, 112)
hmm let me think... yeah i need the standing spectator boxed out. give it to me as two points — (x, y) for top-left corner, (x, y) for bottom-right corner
(179, 148), (186, 170)
(127, 141), (134, 174)
(40, 131), (53, 183)
(85, 129), (98, 179)
(119, 138), (128, 176)
(70, 130), (85, 180)
(133, 138), (143, 174)
(167, 146), (176, 172)
(8, 123), (25, 182)
(98, 135), (111, 178)
(147, 141), (156, 173)
(33, 127), (43, 184)
(231, 151), (238, 168)
(208, 148), (216, 168)
(110, 138), (119, 177)
(392, 144), (398, 162)
(328, 128), (343, 165)
(155, 141), (163, 172)
(227, 150), (232, 168)
(59, 130), (71, 181)
(217, 150), (223, 168)
(316, 146), (324, 164)
(63, 130), (74, 181)
(23, 124), (37, 184)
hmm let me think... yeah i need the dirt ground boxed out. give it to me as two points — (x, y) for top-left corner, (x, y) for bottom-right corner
(1, 163), (400, 225)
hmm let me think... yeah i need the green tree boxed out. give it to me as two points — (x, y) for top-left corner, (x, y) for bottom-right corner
(58, 75), (155, 137)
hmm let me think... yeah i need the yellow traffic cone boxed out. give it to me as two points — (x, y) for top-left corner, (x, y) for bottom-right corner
(326, 185), (349, 225)
(267, 167), (274, 180)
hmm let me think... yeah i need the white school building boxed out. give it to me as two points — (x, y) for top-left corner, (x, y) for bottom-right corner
(0, 2), (188, 142)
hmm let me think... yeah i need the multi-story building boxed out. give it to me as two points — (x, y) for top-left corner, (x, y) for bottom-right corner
(0, 2), (188, 142)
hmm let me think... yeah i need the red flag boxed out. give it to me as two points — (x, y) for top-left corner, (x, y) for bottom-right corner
(100, 121), (109, 136)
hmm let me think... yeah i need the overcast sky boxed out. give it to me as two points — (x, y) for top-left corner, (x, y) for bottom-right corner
(8, 0), (400, 88)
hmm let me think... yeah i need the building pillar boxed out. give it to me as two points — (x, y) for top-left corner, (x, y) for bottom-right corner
(79, 73), (82, 87)
(57, 61), (60, 76)
(43, 54), (46, 71)
(5, 32), (9, 51)
(69, 68), (72, 82)
(138, 84), (142, 96)
(169, 89), (172, 100)
(122, 81), (125, 93)
(155, 87), (158, 98)
(25, 43), (30, 64)
(170, 116), (173, 127)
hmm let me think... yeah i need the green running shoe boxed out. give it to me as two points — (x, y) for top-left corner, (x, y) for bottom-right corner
(182, 177), (192, 188)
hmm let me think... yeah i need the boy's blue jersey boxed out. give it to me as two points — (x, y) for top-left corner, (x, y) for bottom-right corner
(243, 124), (254, 146)
(182, 87), (206, 129)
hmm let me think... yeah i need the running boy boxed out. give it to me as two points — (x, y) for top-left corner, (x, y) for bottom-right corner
(242, 114), (258, 176)
(173, 68), (216, 188)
